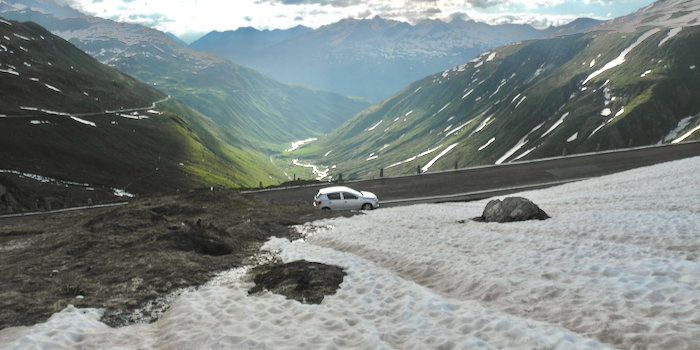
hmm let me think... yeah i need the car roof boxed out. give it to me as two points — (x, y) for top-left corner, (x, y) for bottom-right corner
(317, 186), (356, 194)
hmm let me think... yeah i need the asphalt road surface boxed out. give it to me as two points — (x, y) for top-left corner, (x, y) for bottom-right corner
(245, 141), (700, 208)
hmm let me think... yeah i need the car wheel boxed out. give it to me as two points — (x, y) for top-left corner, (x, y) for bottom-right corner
(322, 207), (331, 211)
(361, 203), (374, 210)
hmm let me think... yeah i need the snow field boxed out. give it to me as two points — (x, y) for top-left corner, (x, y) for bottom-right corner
(305, 156), (700, 350)
(1, 156), (698, 350)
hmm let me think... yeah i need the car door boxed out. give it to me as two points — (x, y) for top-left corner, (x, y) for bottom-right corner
(326, 192), (344, 210)
(341, 192), (360, 210)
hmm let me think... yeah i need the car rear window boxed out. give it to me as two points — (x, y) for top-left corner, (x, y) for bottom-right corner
(327, 193), (341, 200)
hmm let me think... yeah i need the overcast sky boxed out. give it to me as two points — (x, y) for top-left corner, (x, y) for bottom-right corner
(55, 0), (658, 43)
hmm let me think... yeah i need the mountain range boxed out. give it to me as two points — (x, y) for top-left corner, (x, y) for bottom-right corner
(294, 0), (700, 180)
(189, 16), (602, 102)
(2, 0), (700, 205)
(0, 0), (371, 149)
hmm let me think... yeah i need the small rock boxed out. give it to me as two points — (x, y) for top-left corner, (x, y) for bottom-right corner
(474, 197), (550, 223)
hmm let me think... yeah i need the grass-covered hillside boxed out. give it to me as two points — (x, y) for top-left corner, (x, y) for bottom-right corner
(1, 6), (371, 150)
(295, 8), (700, 180)
(0, 18), (288, 212)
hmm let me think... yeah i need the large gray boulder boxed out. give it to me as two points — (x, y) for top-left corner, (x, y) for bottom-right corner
(475, 197), (550, 223)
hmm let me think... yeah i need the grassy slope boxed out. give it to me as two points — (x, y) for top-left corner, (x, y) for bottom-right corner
(0, 18), (288, 209)
(297, 27), (700, 179)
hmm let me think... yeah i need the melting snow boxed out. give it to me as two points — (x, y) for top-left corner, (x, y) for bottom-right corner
(285, 138), (317, 153)
(70, 117), (96, 127)
(486, 52), (497, 62)
(386, 145), (443, 170)
(567, 132), (579, 142)
(292, 159), (329, 180)
(583, 28), (660, 85)
(367, 120), (383, 132)
(421, 143), (458, 173)
(114, 189), (135, 198)
(0, 68), (19, 76)
(462, 89), (474, 99)
(437, 103), (450, 114)
(589, 59), (596, 67)
(471, 115), (494, 135)
(478, 137), (495, 151)
(443, 118), (477, 138)
(515, 96), (527, 108)
(366, 155), (378, 161)
(0, 19), (11, 26)
(588, 123), (606, 139)
(512, 146), (538, 161)
(658, 27), (682, 47)
(13, 33), (30, 41)
(324, 151), (332, 157)
(601, 108), (612, 116)
(44, 84), (61, 92)
(664, 116), (695, 142)
(672, 123), (700, 143)
(641, 70), (652, 77)
(405, 110), (413, 116)
(496, 122), (544, 165)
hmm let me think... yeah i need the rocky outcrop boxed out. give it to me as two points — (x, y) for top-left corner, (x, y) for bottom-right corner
(0, 183), (18, 214)
(248, 260), (346, 304)
(474, 197), (550, 223)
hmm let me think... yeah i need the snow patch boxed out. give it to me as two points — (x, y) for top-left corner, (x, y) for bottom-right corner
(367, 120), (383, 132)
(478, 137), (496, 151)
(664, 116), (694, 142)
(44, 84), (61, 92)
(421, 143), (458, 172)
(285, 138), (317, 153)
(541, 112), (570, 139)
(70, 117), (96, 127)
(658, 27), (682, 47)
(567, 132), (578, 142)
(583, 28), (660, 85)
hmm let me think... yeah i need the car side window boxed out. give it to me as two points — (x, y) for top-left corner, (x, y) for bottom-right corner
(342, 192), (358, 200)
(327, 193), (341, 200)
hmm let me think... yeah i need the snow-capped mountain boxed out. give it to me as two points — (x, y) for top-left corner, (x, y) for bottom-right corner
(295, 0), (700, 179)
(190, 16), (601, 102)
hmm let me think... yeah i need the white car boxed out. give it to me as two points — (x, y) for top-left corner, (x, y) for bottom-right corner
(313, 186), (379, 210)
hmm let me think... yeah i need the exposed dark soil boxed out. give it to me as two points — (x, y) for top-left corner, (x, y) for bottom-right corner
(249, 260), (346, 304)
(0, 188), (354, 330)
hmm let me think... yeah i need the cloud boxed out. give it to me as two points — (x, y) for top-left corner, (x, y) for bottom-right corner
(256, 0), (363, 7)
(466, 0), (509, 9)
(356, 9), (373, 18)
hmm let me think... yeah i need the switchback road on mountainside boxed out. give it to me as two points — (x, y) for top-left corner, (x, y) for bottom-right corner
(244, 141), (700, 208)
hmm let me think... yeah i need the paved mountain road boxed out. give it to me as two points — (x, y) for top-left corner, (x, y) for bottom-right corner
(245, 141), (700, 208)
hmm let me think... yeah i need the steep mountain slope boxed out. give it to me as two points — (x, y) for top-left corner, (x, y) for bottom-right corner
(0, 18), (288, 212)
(190, 16), (600, 102)
(296, 0), (700, 180)
(0, 0), (370, 148)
